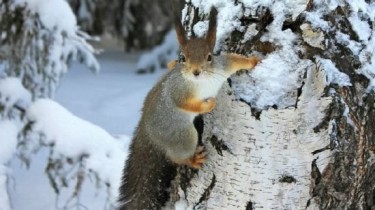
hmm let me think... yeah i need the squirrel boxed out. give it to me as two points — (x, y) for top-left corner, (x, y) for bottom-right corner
(118, 7), (260, 210)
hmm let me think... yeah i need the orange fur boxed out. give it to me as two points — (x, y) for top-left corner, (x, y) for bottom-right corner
(167, 60), (177, 70)
(179, 97), (216, 114)
(172, 146), (205, 169)
(225, 54), (260, 73)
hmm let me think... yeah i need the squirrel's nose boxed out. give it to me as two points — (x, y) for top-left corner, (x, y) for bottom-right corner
(193, 70), (200, 76)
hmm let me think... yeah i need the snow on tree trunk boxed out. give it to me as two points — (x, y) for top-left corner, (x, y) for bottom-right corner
(181, 65), (332, 209)
(168, 1), (375, 209)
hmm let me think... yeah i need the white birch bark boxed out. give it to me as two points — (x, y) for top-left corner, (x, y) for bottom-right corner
(178, 63), (333, 209)
(166, 1), (375, 209)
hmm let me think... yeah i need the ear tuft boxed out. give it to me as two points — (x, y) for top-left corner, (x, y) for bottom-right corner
(206, 7), (218, 51)
(175, 17), (187, 46)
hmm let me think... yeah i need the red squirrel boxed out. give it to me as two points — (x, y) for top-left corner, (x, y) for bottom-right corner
(118, 7), (260, 210)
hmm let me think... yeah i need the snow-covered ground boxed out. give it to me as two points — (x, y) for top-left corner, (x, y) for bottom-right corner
(8, 50), (163, 210)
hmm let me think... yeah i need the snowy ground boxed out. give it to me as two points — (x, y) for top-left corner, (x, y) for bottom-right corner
(8, 50), (163, 210)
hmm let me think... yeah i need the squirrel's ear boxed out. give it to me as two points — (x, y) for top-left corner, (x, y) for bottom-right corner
(206, 7), (217, 51)
(175, 17), (187, 46)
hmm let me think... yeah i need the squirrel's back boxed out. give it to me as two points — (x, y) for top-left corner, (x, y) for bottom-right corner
(118, 69), (196, 210)
(118, 129), (177, 210)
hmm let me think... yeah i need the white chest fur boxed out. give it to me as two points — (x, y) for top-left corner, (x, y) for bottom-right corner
(195, 76), (226, 100)
(184, 77), (226, 122)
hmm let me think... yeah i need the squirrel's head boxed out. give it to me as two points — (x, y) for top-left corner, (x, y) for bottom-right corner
(175, 7), (217, 80)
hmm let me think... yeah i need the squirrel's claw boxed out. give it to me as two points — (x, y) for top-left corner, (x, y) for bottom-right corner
(186, 146), (206, 169)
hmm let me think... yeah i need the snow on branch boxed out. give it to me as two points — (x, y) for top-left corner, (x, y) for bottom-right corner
(0, 77), (31, 117)
(0, 121), (18, 210)
(0, 0), (106, 209)
(0, 77), (30, 209)
(0, 0), (100, 98)
(21, 99), (128, 208)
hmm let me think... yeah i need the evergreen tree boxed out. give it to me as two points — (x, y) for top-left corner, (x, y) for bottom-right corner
(0, 0), (102, 208)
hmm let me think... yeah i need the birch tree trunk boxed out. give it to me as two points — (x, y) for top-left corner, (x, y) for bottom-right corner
(168, 1), (375, 210)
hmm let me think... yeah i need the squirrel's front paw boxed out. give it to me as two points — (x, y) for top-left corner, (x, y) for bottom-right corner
(247, 56), (261, 69)
(186, 146), (205, 169)
(201, 97), (216, 113)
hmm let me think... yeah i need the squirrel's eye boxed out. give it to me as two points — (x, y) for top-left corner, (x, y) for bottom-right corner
(179, 54), (186, 63)
(207, 54), (212, 62)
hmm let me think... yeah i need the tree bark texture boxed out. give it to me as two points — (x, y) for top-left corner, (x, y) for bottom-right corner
(169, 1), (375, 210)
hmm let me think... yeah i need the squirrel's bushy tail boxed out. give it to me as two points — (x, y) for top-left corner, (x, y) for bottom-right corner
(118, 133), (177, 210)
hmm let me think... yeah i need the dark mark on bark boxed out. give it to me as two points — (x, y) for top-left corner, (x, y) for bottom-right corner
(295, 70), (307, 108)
(237, 98), (262, 120)
(305, 199), (311, 208)
(310, 157), (322, 195)
(313, 101), (335, 133)
(196, 174), (216, 207)
(209, 135), (232, 156)
(281, 13), (305, 33)
(312, 144), (331, 155)
(227, 78), (232, 88)
(177, 166), (196, 194)
(279, 175), (297, 183)
(245, 200), (253, 210)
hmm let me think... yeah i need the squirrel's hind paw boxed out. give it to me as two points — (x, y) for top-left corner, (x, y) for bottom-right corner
(186, 146), (206, 169)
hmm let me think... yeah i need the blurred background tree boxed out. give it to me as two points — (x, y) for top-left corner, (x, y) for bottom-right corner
(68, 0), (182, 51)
